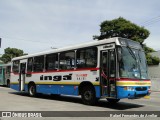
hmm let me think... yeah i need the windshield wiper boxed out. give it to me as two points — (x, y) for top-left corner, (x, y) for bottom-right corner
(127, 46), (137, 60)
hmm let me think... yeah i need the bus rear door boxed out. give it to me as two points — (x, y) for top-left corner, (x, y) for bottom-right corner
(19, 59), (27, 91)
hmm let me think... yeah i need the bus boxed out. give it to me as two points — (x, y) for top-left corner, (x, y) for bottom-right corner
(10, 37), (151, 105)
(0, 63), (11, 87)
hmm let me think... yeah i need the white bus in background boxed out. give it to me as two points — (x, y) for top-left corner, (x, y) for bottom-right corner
(10, 37), (151, 105)
(0, 63), (11, 87)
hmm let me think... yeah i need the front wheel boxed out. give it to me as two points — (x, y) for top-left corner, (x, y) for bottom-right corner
(28, 84), (36, 97)
(81, 86), (97, 105)
(107, 98), (120, 103)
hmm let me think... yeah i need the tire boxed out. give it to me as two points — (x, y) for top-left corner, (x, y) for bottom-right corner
(28, 84), (36, 97)
(107, 98), (120, 103)
(81, 86), (97, 105)
(7, 80), (10, 88)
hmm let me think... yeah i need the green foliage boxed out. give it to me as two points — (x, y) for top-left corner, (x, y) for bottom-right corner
(0, 47), (27, 63)
(152, 56), (160, 65)
(94, 17), (159, 65)
(93, 17), (150, 44)
(146, 53), (160, 65)
(146, 54), (152, 65)
(142, 45), (159, 65)
(143, 44), (155, 53)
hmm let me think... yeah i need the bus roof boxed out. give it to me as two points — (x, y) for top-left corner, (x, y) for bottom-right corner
(12, 37), (121, 61)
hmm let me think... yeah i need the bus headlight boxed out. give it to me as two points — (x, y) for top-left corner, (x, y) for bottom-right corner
(124, 86), (134, 91)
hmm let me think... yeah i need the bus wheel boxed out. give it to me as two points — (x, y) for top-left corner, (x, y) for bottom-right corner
(107, 98), (120, 103)
(28, 84), (36, 97)
(7, 80), (10, 88)
(81, 86), (97, 105)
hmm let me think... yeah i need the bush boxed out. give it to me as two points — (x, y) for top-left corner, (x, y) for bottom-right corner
(147, 54), (160, 65)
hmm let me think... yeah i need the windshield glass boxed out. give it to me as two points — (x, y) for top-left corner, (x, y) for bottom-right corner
(118, 47), (148, 79)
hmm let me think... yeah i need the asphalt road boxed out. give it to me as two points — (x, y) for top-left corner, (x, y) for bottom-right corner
(0, 86), (160, 120)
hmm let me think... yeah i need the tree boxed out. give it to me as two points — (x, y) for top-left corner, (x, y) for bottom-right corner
(144, 44), (160, 65)
(93, 17), (150, 43)
(94, 17), (159, 65)
(0, 47), (27, 63)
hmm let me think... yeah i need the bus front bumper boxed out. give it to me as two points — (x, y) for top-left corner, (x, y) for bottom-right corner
(116, 86), (151, 99)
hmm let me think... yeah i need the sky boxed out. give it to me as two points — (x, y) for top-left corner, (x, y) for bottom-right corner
(0, 0), (160, 54)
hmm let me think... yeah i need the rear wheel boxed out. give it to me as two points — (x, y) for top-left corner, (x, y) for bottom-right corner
(28, 84), (36, 97)
(107, 98), (120, 103)
(7, 80), (10, 87)
(81, 86), (97, 105)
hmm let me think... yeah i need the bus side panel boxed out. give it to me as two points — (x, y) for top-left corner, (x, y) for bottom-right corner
(35, 85), (100, 97)
(36, 85), (59, 94)
(36, 85), (79, 95)
(116, 86), (150, 99)
(94, 86), (101, 98)
(10, 84), (19, 91)
(59, 85), (79, 95)
(0, 74), (3, 85)
(0, 67), (4, 85)
(10, 73), (19, 91)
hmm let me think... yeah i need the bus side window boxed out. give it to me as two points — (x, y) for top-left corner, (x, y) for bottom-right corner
(76, 47), (97, 68)
(46, 53), (58, 70)
(12, 60), (20, 73)
(33, 56), (44, 72)
(0, 67), (2, 74)
(27, 58), (33, 72)
(59, 51), (75, 70)
(6, 66), (11, 74)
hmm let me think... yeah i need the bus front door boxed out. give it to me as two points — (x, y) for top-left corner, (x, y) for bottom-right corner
(19, 62), (26, 91)
(100, 50), (116, 98)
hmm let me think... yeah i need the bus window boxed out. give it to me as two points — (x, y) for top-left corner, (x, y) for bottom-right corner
(76, 47), (97, 68)
(0, 67), (2, 74)
(59, 51), (75, 70)
(27, 58), (33, 72)
(12, 60), (19, 73)
(33, 56), (44, 72)
(46, 53), (58, 70)
(6, 66), (11, 74)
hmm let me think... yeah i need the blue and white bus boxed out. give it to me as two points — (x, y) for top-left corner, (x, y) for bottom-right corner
(0, 63), (11, 87)
(10, 37), (151, 105)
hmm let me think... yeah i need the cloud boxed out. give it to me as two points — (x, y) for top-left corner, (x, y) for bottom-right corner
(0, 0), (160, 54)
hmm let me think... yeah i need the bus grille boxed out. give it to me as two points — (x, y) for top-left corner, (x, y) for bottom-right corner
(135, 93), (146, 98)
(135, 87), (147, 91)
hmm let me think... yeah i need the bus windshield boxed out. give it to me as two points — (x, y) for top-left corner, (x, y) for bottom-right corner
(118, 46), (148, 79)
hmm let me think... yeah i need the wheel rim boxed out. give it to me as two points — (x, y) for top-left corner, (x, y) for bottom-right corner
(29, 86), (35, 95)
(84, 91), (92, 100)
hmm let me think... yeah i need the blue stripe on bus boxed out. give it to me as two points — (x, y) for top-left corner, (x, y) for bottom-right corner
(36, 85), (101, 98)
(10, 84), (19, 91)
(10, 84), (101, 98)
(10, 84), (149, 99)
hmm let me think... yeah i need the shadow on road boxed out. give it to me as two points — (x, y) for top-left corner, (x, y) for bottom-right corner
(9, 92), (144, 110)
